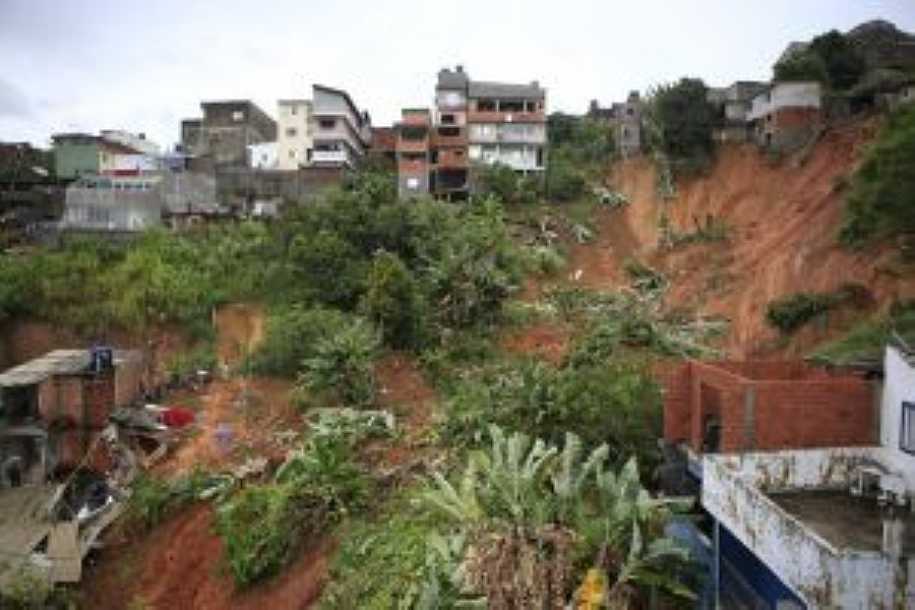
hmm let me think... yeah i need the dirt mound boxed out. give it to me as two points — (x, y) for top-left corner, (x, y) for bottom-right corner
(572, 118), (915, 358)
(82, 503), (332, 610)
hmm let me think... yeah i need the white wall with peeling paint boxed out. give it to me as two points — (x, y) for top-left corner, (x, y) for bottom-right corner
(882, 346), (915, 489)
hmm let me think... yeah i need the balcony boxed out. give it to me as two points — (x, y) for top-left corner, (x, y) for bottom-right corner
(435, 149), (468, 169)
(467, 110), (545, 124)
(431, 128), (467, 148)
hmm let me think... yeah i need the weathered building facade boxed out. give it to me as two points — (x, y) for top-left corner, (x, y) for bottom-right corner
(396, 109), (432, 198)
(181, 100), (277, 171)
(276, 99), (313, 170)
(311, 85), (372, 168)
(706, 81), (770, 143)
(588, 91), (643, 157)
(748, 81), (823, 153)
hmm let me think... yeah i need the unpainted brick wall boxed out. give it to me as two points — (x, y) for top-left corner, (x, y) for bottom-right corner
(657, 359), (876, 453)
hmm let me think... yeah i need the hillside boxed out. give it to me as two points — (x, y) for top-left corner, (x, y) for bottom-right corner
(566, 116), (915, 358)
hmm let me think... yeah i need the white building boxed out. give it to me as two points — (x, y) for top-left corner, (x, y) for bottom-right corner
(702, 342), (915, 609)
(247, 142), (278, 170)
(310, 84), (371, 168)
(276, 99), (313, 170)
(98, 130), (162, 175)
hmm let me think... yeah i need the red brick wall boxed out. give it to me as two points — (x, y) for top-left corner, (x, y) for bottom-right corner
(83, 374), (115, 428)
(657, 359), (875, 454)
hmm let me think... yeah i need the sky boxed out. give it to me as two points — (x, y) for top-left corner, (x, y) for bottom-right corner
(1, 0), (914, 149)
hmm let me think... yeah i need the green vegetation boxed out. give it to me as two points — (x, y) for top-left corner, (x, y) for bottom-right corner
(418, 427), (694, 608)
(840, 104), (915, 249)
(774, 30), (865, 91)
(812, 301), (915, 365)
(645, 78), (716, 175)
(766, 284), (872, 334)
(545, 113), (615, 203)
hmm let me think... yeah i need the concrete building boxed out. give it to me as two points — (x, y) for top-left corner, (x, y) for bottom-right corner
(395, 66), (547, 199)
(659, 349), (915, 608)
(276, 99), (313, 170)
(310, 84), (372, 168)
(587, 91), (643, 157)
(180, 100), (277, 170)
(748, 82), (823, 153)
(368, 126), (397, 168)
(706, 81), (770, 143)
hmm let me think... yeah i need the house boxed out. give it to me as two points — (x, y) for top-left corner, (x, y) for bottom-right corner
(747, 81), (823, 153)
(369, 126), (397, 167)
(659, 350), (915, 608)
(706, 81), (769, 143)
(396, 109), (432, 198)
(0, 348), (144, 487)
(52, 132), (161, 180)
(587, 91), (643, 157)
(180, 100), (277, 171)
(311, 84), (372, 168)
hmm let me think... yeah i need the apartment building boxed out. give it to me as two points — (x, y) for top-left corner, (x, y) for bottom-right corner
(311, 84), (372, 168)
(706, 81), (769, 143)
(52, 131), (161, 179)
(276, 99), (312, 170)
(396, 66), (547, 199)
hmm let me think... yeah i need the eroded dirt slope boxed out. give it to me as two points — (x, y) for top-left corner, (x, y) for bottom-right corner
(568, 118), (915, 358)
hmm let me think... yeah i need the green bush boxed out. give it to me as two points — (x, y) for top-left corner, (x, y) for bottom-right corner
(764, 285), (872, 334)
(645, 78), (716, 173)
(360, 250), (427, 349)
(249, 306), (354, 377)
(840, 104), (915, 247)
(296, 318), (380, 407)
(547, 154), (587, 202)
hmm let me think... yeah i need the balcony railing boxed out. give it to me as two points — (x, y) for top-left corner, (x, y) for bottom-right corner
(312, 150), (349, 165)
(467, 110), (545, 124)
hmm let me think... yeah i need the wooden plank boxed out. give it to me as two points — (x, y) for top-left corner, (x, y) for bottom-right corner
(47, 521), (81, 583)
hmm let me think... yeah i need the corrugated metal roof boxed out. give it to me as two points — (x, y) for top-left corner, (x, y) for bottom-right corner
(0, 350), (91, 387)
(468, 81), (545, 99)
(0, 349), (141, 387)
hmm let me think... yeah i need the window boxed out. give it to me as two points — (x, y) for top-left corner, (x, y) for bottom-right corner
(901, 402), (915, 454)
(441, 114), (456, 125)
(477, 99), (497, 112)
(438, 126), (460, 137)
(232, 110), (244, 122)
(291, 105), (298, 115)
(286, 127), (298, 137)
(319, 119), (336, 130)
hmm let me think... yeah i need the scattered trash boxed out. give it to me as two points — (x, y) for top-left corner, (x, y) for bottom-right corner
(161, 407), (195, 428)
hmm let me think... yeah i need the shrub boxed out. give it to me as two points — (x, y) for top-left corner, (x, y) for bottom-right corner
(645, 78), (716, 173)
(360, 250), (427, 349)
(248, 306), (354, 377)
(475, 163), (521, 203)
(296, 318), (380, 407)
(547, 155), (587, 202)
(766, 293), (835, 333)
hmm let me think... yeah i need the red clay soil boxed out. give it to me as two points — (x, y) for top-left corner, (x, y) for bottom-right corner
(81, 503), (333, 610)
(153, 376), (301, 478)
(501, 322), (570, 365)
(213, 303), (265, 368)
(568, 118), (915, 358)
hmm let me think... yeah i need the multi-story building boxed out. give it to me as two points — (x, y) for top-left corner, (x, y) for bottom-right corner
(587, 91), (643, 158)
(747, 81), (823, 153)
(396, 109), (432, 198)
(706, 81), (769, 143)
(180, 100), (277, 170)
(310, 84), (372, 168)
(396, 66), (547, 199)
(276, 99), (313, 170)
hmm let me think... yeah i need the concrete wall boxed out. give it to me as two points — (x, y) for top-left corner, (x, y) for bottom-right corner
(881, 346), (915, 486)
(214, 167), (343, 205)
(704, 449), (906, 609)
(749, 82), (821, 121)
(62, 177), (163, 232)
(467, 144), (543, 171)
(247, 142), (278, 169)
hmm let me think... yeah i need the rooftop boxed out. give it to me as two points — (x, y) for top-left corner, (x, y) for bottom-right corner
(769, 489), (915, 553)
(0, 349), (142, 388)
(468, 80), (545, 100)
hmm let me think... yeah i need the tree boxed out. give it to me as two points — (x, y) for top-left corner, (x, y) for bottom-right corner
(360, 250), (427, 349)
(774, 52), (829, 83)
(645, 78), (715, 173)
(774, 31), (865, 91)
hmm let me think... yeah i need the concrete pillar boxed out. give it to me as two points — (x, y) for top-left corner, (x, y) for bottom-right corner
(743, 387), (756, 451)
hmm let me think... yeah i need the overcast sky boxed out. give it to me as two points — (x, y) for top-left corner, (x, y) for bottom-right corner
(1, 0), (914, 149)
